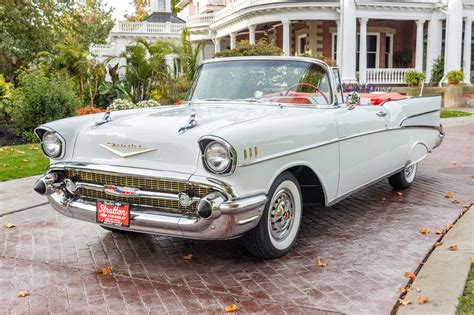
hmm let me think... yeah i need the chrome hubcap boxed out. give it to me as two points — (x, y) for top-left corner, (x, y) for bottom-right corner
(269, 189), (295, 241)
(405, 165), (415, 178)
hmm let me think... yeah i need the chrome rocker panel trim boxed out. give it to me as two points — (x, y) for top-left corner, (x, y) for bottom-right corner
(48, 190), (267, 240)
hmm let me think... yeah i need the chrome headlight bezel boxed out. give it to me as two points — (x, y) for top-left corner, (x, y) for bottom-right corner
(35, 128), (65, 159)
(199, 137), (237, 175)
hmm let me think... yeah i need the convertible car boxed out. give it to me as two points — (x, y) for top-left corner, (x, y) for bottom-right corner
(33, 56), (444, 259)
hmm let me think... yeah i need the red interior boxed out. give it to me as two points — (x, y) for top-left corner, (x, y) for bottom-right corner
(350, 92), (407, 106)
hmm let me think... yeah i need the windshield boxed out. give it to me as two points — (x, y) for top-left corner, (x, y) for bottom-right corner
(186, 59), (333, 105)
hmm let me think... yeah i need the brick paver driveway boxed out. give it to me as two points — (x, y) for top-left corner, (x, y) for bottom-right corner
(1, 122), (472, 314)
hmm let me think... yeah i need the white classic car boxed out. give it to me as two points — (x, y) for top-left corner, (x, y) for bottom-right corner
(34, 57), (444, 259)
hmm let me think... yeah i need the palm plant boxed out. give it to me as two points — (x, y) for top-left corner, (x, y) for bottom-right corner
(179, 28), (202, 81)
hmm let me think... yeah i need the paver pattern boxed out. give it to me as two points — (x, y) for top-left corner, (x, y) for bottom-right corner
(0, 123), (472, 314)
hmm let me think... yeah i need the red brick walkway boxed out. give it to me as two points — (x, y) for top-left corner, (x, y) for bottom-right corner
(1, 122), (472, 314)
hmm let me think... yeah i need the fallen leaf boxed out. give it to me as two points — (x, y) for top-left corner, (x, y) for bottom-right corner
(398, 299), (411, 306)
(452, 161), (457, 165)
(435, 229), (444, 235)
(448, 245), (458, 251)
(452, 199), (460, 204)
(22, 159), (29, 163)
(16, 150), (25, 154)
(419, 228), (430, 235)
(400, 284), (412, 294)
(316, 257), (327, 268)
(418, 295), (428, 305)
(434, 241), (444, 247)
(3, 223), (15, 228)
(224, 303), (238, 313)
(470, 257), (474, 263)
(97, 266), (113, 276)
(404, 272), (416, 281)
(396, 192), (403, 197)
(445, 224), (454, 230)
(17, 291), (30, 297)
(182, 254), (193, 261)
(444, 192), (453, 199)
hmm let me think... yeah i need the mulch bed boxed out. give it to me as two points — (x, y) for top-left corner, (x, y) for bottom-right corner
(0, 124), (27, 146)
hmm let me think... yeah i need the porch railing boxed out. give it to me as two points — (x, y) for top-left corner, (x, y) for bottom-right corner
(187, 13), (216, 26)
(366, 68), (415, 84)
(90, 44), (113, 56)
(114, 21), (185, 34)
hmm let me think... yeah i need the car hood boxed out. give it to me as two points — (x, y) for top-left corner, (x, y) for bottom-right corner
(72, 103), (279, 173)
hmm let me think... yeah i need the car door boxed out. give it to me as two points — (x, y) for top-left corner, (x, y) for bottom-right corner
(334, 104), (391, 197)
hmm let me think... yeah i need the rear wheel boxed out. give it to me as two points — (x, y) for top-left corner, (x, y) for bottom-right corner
(243, 172), (302, 259)
(388, 163), (418, 190)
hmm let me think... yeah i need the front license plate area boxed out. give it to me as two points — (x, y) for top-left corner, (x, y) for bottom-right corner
(96, 200), (130, 227)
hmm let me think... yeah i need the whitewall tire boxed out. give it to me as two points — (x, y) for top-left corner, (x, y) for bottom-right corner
(388, 163), (418, 190)
(243, 172), (302, 259)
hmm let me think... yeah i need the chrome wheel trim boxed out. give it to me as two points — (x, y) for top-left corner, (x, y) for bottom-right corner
(404, 163), (417, 183)
(267, 180), (302, 250)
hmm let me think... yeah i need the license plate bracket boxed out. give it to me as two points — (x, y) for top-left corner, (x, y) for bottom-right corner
(96, 200), (130, 227)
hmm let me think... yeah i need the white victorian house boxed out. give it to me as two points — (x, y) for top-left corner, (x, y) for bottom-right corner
(177, 0), (473, 84)
(91, 0), (473, 85)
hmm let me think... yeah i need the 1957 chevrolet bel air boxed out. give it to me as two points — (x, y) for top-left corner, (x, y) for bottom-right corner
(33, 57), (444, 259)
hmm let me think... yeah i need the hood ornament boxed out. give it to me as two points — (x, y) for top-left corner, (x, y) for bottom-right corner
(178, 114), (198, 135)
(95, 111), (112, 127)
(100, 142), (156, 158)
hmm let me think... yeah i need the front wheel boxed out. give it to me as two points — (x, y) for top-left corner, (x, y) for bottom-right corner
(388, 163), (418, 190)
(243, 172), (302, 259)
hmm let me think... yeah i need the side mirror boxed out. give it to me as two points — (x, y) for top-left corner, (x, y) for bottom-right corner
(346, 91), (360, 109)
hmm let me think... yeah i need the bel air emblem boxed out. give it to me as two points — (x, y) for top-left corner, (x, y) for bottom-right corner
(100, 142), (156, 158)
(103, 185), (137, 197)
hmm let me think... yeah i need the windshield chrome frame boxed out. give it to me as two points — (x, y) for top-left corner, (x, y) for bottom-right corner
(185, 56), (340, 109)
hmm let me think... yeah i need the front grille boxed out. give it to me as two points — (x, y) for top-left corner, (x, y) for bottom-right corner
(65, 169), (213, 214)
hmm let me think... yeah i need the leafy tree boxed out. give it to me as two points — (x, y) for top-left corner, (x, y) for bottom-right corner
(13, 69), (80, 141)
(0, 74), (14, 124)
(430, 55), (444, 85)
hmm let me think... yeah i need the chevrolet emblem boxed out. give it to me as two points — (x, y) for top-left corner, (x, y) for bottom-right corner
(100, 142), (156, 158)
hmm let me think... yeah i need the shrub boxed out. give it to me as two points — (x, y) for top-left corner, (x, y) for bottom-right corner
(0, 74), (14, 125)
(430, 55), (444, 85)
(108, 99), (136, 111)
(13, 70), (80, 141)
(404, 70), (424, 87)
(301, 53), (336, 66)
(215, 39), (282, 58)
(76, 106), (107, 116)
(136, 100), (161, 108)
(446, 69), (464, 84)
(150, 76), (191, 105)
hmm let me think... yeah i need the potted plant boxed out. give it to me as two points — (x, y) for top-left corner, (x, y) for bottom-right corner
(404, 70), (424, 96)
(446, 69), (464, 85)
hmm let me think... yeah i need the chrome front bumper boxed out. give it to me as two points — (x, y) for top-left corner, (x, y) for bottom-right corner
(47, 188), (266, 240)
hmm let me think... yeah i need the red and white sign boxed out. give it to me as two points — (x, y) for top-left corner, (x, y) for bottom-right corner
(96, 200), (130, 227)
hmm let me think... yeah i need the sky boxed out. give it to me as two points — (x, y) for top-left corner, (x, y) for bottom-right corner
(103, 0), (134, 22)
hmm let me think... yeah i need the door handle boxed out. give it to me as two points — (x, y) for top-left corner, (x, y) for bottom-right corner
(376, 111), (387, 117)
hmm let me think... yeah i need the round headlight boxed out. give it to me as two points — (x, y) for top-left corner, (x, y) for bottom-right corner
(204, 141), (231, 174)
(42, 132), (62, 158)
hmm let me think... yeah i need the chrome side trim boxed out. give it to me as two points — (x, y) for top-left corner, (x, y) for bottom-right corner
(239, 125), (442, 167)
(327, 166), (405, 206)
(238, 215), (261, 225)
(398, 109), (440, 126)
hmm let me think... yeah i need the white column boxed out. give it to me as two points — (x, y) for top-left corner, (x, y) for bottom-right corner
(415, 20), (425, 71)
(445, 0), (463, 73)
(425, 16), (442, 82)
(463, 18), (472, 84)
(358, 18), (368, 84)
(282, 20), (291, 56)
(336, 20), (342, 67)
(230, 32), (237, 49)
(248, 25), (256, 45)
(213, 38), (221, 53)
(340, 0), (357, 82)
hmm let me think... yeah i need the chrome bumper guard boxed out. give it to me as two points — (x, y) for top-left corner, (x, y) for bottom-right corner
(433, 125), (445, 149)
(48, 192), (266, 239)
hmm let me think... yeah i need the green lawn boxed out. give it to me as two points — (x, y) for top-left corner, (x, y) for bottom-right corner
(0, 144), (49, 182)
(458, 263), (474, 314)
(441, 110), (472, 118)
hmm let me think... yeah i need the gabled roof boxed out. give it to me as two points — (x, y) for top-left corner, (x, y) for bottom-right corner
(143, 12), (186, 24)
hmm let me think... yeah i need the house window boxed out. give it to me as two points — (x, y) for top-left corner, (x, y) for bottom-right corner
(385, 34), (393, 68)
(356, 33), (380, 70)
(332, 33), (337, 61)
(297, 34), (307, 55)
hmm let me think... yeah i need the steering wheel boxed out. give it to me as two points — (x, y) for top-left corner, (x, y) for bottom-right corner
(283, 83), (330, 104)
